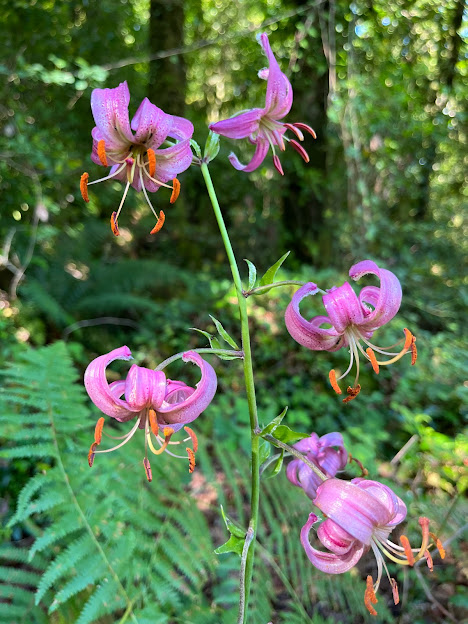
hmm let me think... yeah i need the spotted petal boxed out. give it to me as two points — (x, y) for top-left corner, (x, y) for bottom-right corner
(90, 81), (134, 151)
(322, 282), (366, 334)
(130, 98), (173, 148)
(84, 346), (136, 420)
(301, 513), (367, 574)
(349, 260), (402, 331)
(258, 33), (293, 119)
(285, 283), (344, 351)
(209, 109), (263, 140)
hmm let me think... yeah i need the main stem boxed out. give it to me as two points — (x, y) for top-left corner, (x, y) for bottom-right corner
(201, 163), (260, 622)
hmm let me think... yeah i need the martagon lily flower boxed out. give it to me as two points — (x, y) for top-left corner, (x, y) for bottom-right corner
(209, 33), (316, 175)
(285, 260), (417, 402)
(301, 478), (445, 616)
(80, 81), (194, 236)
(286, 432), (349, 500)
(84, 346), (217, 481)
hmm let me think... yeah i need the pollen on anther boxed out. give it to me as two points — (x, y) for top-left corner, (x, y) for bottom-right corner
(364, 575), (378, 616)
(411, 336), (417, 365)
(110, 211), (120, 236)
(329, 369), (342, 395)
(343, 384), (361, 403)
(429, 532), (446, 559)
(80, 172), (89, 202)
(186, 447), (196, 474)
(184, 426), (199, 452)
(147, 148), (156, 177)
(366, 348), (380, 374)
(163, 427), (174, 438)
(97, 140), (108, 167)
(143, 457), (152, 482)
(150, 210), (165, 235)
(88, 442), (97, 467)
(148, 409), (159, 436)
(390, 578), (399, 605)
(400, 535), (415, 566)
(94, 417), (105, 444)
(403, 328), (413, 351)
(170, 178), (180, 204)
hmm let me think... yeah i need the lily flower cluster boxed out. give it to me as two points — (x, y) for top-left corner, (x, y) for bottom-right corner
(209, 33), (316, 175)
(84, 346), (217, 480)
(80, 81), (194, 236)
(285, 260), (417, 401)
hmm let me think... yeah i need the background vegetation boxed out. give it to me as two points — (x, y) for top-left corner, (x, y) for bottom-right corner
(0, 0), (466, 622)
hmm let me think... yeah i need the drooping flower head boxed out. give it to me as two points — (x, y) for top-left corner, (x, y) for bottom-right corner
(209, 33), (316, 175)
(84, 346), (217, 480)
(285, 260), (417, 401)
(286, 432), (348, 499)
(80, 82), (194, 236)
(301, 478), (445, 616)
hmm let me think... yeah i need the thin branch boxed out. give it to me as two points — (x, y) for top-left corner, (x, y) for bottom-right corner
(63, 317), (140, 339)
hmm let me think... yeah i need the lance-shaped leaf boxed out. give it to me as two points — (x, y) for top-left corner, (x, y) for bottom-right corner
(260, 406), (288, 436)
(244, 259), (257, 291)
(190, 327), (241, 360)
(209, 315), (240, 349)
(215, 505), (246, 556)
(258, 251), (290, 294)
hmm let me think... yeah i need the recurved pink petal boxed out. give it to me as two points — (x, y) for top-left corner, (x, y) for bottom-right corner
(169, 115), (194, 141)
(124, 365), (167, 411)
(258, 33), (293, 119)
(318, 447), (348, 476)
(294, 432), (320, 455)
(130, 98), (173, 148)
(301, 513), (367, 573)
(313, 479), (395, 545)
(285, 283), (344, 351)
(349, 260), (402, 331)
(317, 518), (356, 555)
(319, 432), (347, 453)
(228, 139), (270, 172)
(90, 82), (134, 148)
(107, 381), (137, 422)
(141, 140), (193, 192)
(351, 479), (407, 526)
(322, 282), (365, 334)
(156, 352), (217, 426)
(209, 109), (263, 140)
(84, 346), (136, 420)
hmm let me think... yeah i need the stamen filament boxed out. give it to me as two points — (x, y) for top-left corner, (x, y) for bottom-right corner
(87, 162), (127, 186)
(94, 416), (141, 454)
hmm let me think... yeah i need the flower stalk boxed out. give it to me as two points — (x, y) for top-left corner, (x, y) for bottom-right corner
(201, 162), (260, 623)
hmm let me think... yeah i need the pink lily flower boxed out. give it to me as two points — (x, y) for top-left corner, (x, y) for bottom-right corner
(286, 432), (348, 499)
(84, 346), (217, 480)
(80, 81), (194, 236)
(301, 478), (445, 615)
(209, 33), (316, 175)
(285, 260), (417, 401)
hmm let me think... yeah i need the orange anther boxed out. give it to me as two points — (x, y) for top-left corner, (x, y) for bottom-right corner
(97, 140), (108, 167)
(80, 172), (89, 202)
(110, 211), (119, 236)
(411, 336), (417, 365)
(366, 348), (380, 374)
(94, 417), (105, 444)
(147, 148), (156, 177)
(184, 426), (199, 452)
(425, 549), (434, 571)
(170, 178), (180, 204)
(364, 576), (378, 616)
(163, 427), (174, 438)
(148, 409), (159, 436)
(403, 328), (413, 351)
(88, 442), (97, 467)
(390, 578), (399, 605)
(186, 447), (196, 474)
(429, 532), (445, 559)
(343, 384), (361, 403)
(150, 210), (165, 235)
(329, 369), (342, 395)
(400, 535), (415, 566)
(143, 457), (152, 482)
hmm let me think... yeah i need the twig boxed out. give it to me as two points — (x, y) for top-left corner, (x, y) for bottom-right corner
(63, 317), (140, 339)
(391, 434), (419, 465)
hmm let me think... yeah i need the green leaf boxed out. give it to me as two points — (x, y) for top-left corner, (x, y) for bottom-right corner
(204, 131), (220, 163)
(214, 534), (244, 556)
(244, 259), (257, 290)
(209, 315), (239, 349)
(260, 406), (288, 436)
(220, 505), (245, 538)
(258, 439), (271, 466)
(190, 328), (240, 360)
(268, 425), (310, 445)
(258, 251), (290, 293)
(269, 449), (284, 478)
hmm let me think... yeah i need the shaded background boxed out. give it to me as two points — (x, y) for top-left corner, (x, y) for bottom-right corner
(0, 1), (467, 623)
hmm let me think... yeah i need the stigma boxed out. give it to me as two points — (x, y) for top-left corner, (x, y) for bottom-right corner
(329, 327), (417, 402)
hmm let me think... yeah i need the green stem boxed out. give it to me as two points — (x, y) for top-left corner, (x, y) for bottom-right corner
(48, 405), (139, 624)
(263, 434), (327, 482)
(155, 348), (243, 371)
(201, 162), (260, 623)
